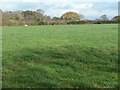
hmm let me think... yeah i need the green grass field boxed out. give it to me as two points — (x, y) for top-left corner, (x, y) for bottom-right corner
(2, 24), (118, 88)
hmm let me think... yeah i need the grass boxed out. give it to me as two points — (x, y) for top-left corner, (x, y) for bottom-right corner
(2, 24), (118, 88)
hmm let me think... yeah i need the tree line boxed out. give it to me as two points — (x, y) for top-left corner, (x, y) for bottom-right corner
(0, 9), (119, 26)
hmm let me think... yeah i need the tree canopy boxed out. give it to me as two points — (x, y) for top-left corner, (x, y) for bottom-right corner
(100, 15), (108, 21)
(1, 9), (119, 26)
(112, 15), (120, 20)
(61, 11), (83, 21)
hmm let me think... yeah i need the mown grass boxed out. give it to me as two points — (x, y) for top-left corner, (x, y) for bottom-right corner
(2, 24), (118, 88)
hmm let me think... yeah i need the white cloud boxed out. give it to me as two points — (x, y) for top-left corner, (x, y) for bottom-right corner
(81, 9), (118, 19)
(0, 2), (18, 11)
(41, 2), (94, 17)
(0, 0), (119, 2)
(72, 3), (93, 9)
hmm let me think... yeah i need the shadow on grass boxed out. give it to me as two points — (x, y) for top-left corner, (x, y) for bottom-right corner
(2, 45), (118, 88)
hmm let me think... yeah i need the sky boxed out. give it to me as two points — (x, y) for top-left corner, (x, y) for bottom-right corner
(0, 0), (119, 20)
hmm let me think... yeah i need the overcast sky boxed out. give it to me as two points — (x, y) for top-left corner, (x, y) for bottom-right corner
(0, 0), (119, 20)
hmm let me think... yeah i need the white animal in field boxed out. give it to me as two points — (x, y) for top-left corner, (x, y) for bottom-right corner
(25, 24), (28, 26)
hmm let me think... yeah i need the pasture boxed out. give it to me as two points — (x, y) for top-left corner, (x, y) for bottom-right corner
(2, 24), (118, 88)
